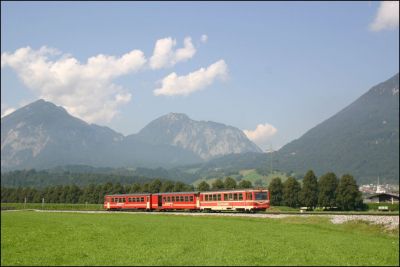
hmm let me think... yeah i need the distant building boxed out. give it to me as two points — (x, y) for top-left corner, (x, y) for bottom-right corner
(364, 193), (399, 204)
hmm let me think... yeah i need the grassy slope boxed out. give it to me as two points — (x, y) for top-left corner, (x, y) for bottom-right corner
(1, 211), (398, 266)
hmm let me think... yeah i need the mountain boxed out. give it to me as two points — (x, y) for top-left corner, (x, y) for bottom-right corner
(132, 112), (262, 160)
(196, 73), (399, 184)
(1, 100), (260, 170)
(274, 73), (399, 183)
(1, 100), (124, 170)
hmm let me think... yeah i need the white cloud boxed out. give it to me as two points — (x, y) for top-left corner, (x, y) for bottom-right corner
(201, 34), (208, 43)
(1, 46), (146, 123)
(149, 37), (196, 69)
(243, 123), (278, 149)
(369, 1), (399, 31)
(1, 104), (16, 118)
(153, 60), (228, 96)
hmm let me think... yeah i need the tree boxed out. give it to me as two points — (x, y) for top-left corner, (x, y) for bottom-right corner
(336, 174), (363, 211)
(254, 179), (263, 187)
(197, 181), (210, 191)
(224, 177), (237, 189)
(299, 170), (318, 209)
(160, 181), (174, 192)
(211, 179), (224, 190)
(149, 179), (162, 193)
(130, 183), (142, 193)
(268, 177), (283, 206)
(69, 184), (81, 203)
(112, 183), (125, 194)
(173, 181), (186, 192)
(238, 180), (252, 189)
(283, 177), (301, 208)
(318, 172), (338, 209)
(141, 183), (150, 193)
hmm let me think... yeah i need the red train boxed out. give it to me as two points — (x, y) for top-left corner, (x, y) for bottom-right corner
(104, 189), (270, 212)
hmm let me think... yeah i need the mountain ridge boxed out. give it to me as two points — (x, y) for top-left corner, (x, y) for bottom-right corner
(1, 100), (261, 170)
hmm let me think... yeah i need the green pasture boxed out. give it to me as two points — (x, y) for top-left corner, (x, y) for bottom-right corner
(1, 202), (104, 211)
(1, 211), (398, 266)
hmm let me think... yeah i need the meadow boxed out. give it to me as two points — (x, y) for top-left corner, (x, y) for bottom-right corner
(1, 211), (398, 266)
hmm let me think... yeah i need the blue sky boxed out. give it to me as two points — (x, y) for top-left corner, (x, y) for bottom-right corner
(1, 1), (399, 150)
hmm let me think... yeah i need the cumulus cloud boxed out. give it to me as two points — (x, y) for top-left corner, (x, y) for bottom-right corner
(243, 123), (278, 148)
(1, 104), (16, 118)
(201, 34), (208, 43)
(153, 60), (228, 96)
(1, 46), (146, 123)
(149, 37), (196, 69)
(369, 1), (399, 31)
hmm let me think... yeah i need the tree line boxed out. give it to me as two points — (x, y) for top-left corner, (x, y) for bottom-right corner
(197, 177), (253, 191)
(1, 179), (194, 204)
(268, 170), (363, 211)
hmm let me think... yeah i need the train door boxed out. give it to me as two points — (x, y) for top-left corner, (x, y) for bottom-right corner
(158, 195), (162, 208)
(146, 196), (150, 210)
(196, 194), (200, 209)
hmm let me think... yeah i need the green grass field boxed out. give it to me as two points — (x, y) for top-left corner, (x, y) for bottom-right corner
(1, 202), (104, 211)
(1, 211), (398, 266)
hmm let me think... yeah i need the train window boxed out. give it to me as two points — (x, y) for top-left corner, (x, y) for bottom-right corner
(111, 198), (114, 202)
(247, 193), (253, 200)
(217, 194), (221, 201)
(229, 193), (233, 200)
(163, 197), (166, 202)
(123, 198), (126, 202)
(167, 196), (170, 202)
(185, 196), (188, 202)
(255, 192), (268, 200)
(172, 196), (175, 202)
(132, 198), (136, 202)
(190, 196), (193, 202)
(239, 193), (243, 200)
(141, 197), (144, 202)
(180, 196), (184, 202)
(233, 193), (238, 200)
(211, 195), (215, 201)
(205, 195), (208, 201)
(224, 194), (228, 200)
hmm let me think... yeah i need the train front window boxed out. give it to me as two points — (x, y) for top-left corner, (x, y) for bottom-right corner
(255, 192), (268, 200)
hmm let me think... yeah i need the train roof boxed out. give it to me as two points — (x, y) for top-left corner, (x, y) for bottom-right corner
(153, 191), (199, 195)
(105, 193), (151, 196)
(105, 188), (267, 197)
(200, 188), (268, 193)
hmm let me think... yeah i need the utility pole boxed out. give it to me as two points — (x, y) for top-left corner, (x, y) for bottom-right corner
(42, 198), (44, 210)
(269, 144), (273, 176)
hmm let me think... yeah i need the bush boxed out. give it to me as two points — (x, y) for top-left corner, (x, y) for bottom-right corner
(366, 203), (399, 211)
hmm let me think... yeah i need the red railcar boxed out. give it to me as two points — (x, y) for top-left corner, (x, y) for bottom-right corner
(104, 193), (151, 210)
(151, 192), (199, 211)
(104, 189), (269, 212)
(199, 189), (270, 212)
